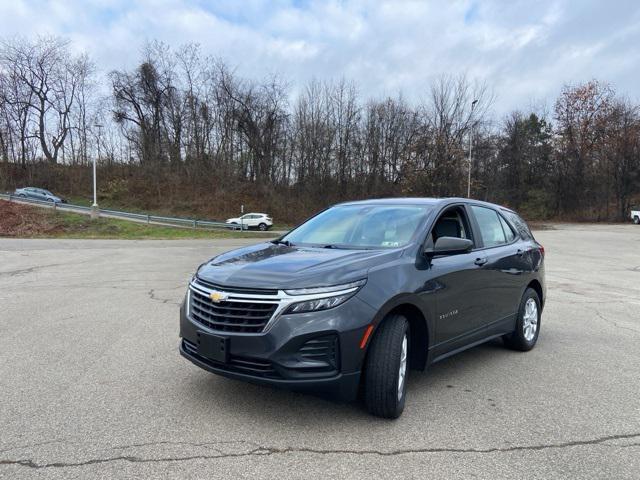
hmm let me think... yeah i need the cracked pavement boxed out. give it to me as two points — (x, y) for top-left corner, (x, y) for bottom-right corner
(0, 225), (639, 479)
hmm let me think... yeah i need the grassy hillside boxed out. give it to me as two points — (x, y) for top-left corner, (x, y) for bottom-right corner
(0, 200), (275, 240)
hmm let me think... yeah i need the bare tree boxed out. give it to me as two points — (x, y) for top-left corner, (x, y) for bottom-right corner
(0, 59), (35, 167)
(1, 35), (639, 224)
(0, 36), (90, 164)
(553, 80), (615, 215)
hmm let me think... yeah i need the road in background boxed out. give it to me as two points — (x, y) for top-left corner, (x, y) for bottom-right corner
(0, 195), (289, 235)
(0, 225), (639, 479)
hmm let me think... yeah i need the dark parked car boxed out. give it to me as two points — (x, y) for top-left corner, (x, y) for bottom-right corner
(14, 187), (64, 203)
(179, 198), (545, 418)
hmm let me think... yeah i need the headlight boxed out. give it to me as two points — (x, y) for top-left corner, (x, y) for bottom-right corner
(284, 279), (366, 296)
(283, 279), (366, 314)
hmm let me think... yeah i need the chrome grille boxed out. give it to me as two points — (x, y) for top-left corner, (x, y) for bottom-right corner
(195, 277), (278, 296)
(189, 281), (279, 333)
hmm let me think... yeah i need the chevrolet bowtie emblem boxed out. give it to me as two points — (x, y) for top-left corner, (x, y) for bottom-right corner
(209, 291), (228, 303)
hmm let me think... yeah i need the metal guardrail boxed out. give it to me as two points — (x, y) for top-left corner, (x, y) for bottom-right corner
(0, 193), (237, 231)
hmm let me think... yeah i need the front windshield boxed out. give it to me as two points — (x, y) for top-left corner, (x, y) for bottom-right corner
(282, 204), (432, 249)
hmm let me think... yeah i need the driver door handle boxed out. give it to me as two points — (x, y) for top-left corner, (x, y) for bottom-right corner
(474, 256), (488, 266)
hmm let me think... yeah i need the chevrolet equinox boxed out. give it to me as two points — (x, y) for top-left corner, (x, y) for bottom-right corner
(179, 198), (545, 418)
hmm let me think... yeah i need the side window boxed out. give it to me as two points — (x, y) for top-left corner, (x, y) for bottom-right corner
(428, 206), (474, 248)
(499, 215), (516, 242)
(470, 206), (507, 247)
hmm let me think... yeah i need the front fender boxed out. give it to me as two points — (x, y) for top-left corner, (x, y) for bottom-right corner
(357, 291), (434, 371)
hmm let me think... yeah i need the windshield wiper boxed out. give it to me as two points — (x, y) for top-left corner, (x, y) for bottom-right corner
(271, 239), (294, 247)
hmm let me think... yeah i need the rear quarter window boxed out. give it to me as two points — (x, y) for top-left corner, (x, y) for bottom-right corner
(502, 210), (534, 240)
(499, 215), (517, 242)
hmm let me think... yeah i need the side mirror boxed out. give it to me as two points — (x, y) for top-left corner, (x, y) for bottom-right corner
(425, 236), (473, 256)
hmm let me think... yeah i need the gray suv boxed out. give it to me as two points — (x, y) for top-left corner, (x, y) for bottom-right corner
(179, 198), (546, 418)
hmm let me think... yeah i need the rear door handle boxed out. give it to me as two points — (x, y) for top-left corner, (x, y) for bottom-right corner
(474, 257), (488, 266)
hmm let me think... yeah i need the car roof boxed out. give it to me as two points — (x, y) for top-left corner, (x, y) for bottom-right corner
(336, 197), (513, 212)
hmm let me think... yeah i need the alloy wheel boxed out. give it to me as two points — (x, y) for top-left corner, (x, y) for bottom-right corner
(523, 298), (538, 342)
(397, 334), (408, 401)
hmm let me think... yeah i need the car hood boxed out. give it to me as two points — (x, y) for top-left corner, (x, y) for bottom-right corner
(196, 242), (404, 290)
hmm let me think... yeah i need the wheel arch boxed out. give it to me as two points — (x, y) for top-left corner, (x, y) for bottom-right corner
(366, 297), (430, 371)
(527, 279), (544, 308)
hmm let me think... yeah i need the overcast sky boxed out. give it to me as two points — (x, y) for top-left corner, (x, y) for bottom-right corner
(1, 0), (639, 115)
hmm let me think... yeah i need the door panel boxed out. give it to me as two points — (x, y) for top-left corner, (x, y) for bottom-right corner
(420, 204), (489, 350)
(424, 252), (487, 346)
(475, 245), (525, 324)
(467, 205), (531, 328)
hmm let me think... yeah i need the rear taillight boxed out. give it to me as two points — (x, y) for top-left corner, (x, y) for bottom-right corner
(538, 244), (545, 257)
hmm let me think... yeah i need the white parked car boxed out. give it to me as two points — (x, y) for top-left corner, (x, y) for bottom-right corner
(226, 213), (273, 231)
(631, 208), (640, 225)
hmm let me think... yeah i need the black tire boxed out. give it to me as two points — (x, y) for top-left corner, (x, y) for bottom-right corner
(47, 198), (54, 202)
(363, 315), (410, 419)
(258, 223), (267, 231)
(19, 194), (26, 198)
(634, 216), (639, 225)
(503, 288), (541, 351)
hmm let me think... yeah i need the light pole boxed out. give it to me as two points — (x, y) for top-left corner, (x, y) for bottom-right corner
(467, 99), (478, 198)
(91, 124), (103, 219)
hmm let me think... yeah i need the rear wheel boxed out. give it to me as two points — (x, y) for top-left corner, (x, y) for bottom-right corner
(503, 288), (541, 351)
(363, 315), (409, 418)
(634, 216), (639, 225)
(258, 223), (267, 231)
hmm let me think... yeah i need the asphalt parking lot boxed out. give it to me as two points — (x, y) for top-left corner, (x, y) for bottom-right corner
(1, 224), (639, 479)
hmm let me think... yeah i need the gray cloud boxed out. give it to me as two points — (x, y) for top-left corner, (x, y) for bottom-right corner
(1, 0), (638, 114)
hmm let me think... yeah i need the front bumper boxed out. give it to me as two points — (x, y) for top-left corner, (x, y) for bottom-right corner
(180, 341), (361, 400)
(179, 295), (376, 401)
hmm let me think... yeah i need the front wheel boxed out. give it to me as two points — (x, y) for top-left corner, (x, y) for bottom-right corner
(503, 288), (541, 351)
(634, 216), (639, 225)
(363, 315), (409, 418)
